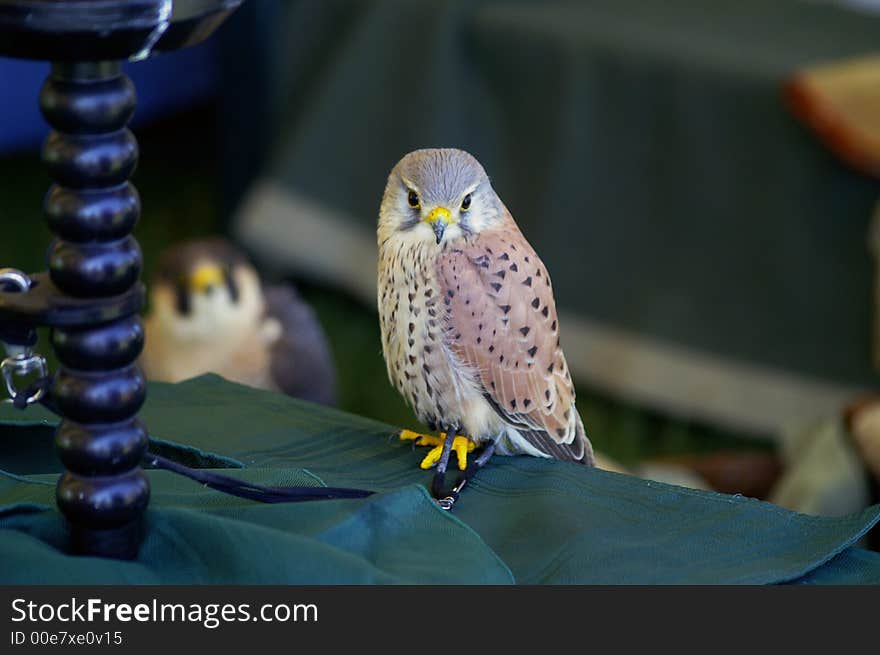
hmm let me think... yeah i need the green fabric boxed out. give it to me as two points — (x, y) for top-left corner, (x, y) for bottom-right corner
(228, 0), (880, 387)
(1, 375), (878, 584)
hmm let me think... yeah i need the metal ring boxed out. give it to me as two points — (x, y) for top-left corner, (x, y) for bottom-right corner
(0, 268), (32, 293)
(437, 496), (456, 511)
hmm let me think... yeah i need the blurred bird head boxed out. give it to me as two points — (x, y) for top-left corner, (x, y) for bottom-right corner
(149, 237), (269, 344)
(378, 148), (503, 247)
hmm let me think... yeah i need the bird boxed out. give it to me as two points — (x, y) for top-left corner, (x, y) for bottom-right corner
(141, 237), (336, 406)
(377, 148), (594, 500)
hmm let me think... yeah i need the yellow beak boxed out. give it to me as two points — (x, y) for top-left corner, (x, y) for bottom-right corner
(190, 263), (225, 293)
(425, 206), (452, 244)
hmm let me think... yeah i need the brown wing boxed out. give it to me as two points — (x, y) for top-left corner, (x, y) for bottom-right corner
(437, 214), (594, 465)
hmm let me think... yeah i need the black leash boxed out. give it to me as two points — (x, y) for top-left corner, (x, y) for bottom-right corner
(12, 378), (496, 508)
(143, 452), (374, 503)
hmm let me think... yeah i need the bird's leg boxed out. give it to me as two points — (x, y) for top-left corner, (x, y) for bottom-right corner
(398, 428), (476, 471)
(470, 440), (496, 470)
(430, 425), (457, 500)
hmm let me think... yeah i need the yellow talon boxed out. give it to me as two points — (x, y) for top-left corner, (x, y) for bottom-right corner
(398, 430), (476, 471)
(420, 444), (445, 469)
(451, 436), (474, 471)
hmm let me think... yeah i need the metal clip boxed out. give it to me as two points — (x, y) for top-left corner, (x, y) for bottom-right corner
(0, 268), (46, 406)
(436, 478), (468, 511)
(1, 353), (49, 405)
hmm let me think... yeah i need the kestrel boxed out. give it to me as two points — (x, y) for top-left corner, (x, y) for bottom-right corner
(377, 149), (594, 503)
(142, 237), (336, 405)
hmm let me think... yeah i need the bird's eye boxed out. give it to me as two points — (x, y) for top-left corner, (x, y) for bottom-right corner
(461, 194), (472, 211)
(407, 190), (420, 208)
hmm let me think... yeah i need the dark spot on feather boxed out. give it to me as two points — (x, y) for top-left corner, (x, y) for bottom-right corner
(490, 282), (502, 292)
(525, 256), (530, 263)
(531, 297), (540, 308)
(548, 363), (554, 374)
(500, 305), (511, 314)
(545, 390), (551, 400)
(447, 289), (455, 298)
(551, 321), (557, 331)
(509, 263), (518, 272)
(408, 292), (415, 302)
(422, 364), (431, 374)
(500, 253), (510, 261)
(477, 337), (482, 344)
(499, 355), (504, 363)
(524, 399), (531, 407)
(542, 306), (549, 317)
(495, 270), (506, 279)
(528, 346), (538, 357)
(520, 326), (530, 336)
(510, 399), (517, 409)
(408, 323), (414, 334)
(523, 277), (532, 286)
(556, 428), (566, 438)
(408, 338), (414, 347)
(564, 409), (570, 420)
(489, 345), (495, 353)
(425, 288), (433, 297)
(491, 381), (496, 389)
(413, 307), (421, 316)
(409, 355), (416, 364)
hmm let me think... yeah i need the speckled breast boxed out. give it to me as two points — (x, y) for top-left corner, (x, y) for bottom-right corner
(378, 239), (470, 430)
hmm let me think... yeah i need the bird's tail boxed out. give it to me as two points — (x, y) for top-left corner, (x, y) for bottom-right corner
(507, 411), (595, 466)
(575, 412), (596, 467)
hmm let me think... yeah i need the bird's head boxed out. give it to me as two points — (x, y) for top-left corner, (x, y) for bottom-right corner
(378, 148), (502, 247)
(148, 237), (266, 343)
